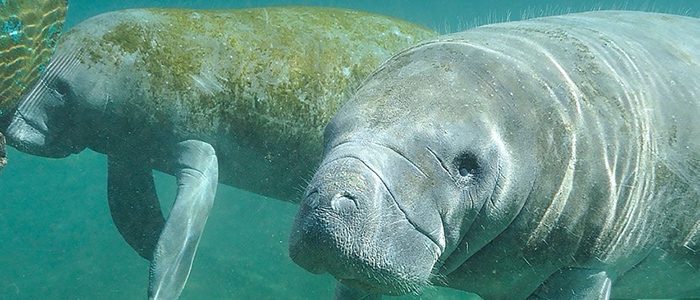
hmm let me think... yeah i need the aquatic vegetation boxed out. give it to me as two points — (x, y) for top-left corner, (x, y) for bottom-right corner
(0, 0), (67, 114)
(2, 15), (23, 42)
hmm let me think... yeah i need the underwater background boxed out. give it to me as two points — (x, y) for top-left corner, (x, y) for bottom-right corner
(1, 0), (699, 299)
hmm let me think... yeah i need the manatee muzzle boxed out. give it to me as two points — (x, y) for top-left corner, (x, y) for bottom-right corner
(290, 156), (378, 275)
(290, 151), (439, 294)
(5, 104), (82, 158)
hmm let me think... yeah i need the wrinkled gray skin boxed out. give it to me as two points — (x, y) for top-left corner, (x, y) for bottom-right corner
(290, 11), (700, 299)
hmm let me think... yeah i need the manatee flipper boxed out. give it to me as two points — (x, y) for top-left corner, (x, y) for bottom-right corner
(335, 282), (381, 300)
(529, 268), (611, 300)
(107, 153), (165, 260)
(0, 132), (7, 170)
(148, 140), (218, 300)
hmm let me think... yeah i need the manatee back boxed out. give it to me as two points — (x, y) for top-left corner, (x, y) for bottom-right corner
(517, 11), (700, 196)
(516, 12), (700, 297)
(435, 11), (700, 297)
(53, 7), (437, 202)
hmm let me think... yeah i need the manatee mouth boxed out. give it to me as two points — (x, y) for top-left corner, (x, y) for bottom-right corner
(348, 153), (444, 252)
(326, 140), (447, 251)
(335, 270), (429, 296)
(5, 109), (81, 158)
(289, 152), (441, 296)
(7, 110), (49, 147)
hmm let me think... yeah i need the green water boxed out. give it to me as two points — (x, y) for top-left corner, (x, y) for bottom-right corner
(1, 0), (698, 299)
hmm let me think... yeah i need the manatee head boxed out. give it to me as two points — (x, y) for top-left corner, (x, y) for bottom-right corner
(4, 46), (91, 158)
(4, 16), (132, 158)
(0, 0), (66, 162)
(289, 41), (537, 295)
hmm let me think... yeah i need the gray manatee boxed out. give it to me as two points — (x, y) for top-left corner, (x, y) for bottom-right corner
(289, 10), (700, 299)
(1, 7), (436, 299)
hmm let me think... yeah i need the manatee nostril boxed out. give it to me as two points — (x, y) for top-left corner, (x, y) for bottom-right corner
(304, 189), (321, 208)
(331, 191), (358, 213)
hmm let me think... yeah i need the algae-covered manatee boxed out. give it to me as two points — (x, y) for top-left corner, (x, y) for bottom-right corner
(0, 0), (67, 170)
(4, 6), (436, 299)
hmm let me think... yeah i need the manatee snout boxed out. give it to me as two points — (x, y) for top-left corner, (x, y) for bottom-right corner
(289, 146), (440, 294)
(4, 78), (87, 158)
(5, 112), (51, 153)
(289, 157), (378, 275)
(5, 111), (81, 158)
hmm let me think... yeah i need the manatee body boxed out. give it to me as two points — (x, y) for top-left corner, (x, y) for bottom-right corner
(289, 11), (700, 299)
(2, 7), (435, 299)
(0, 0), (67, 170)
(6, 7), (435, 201)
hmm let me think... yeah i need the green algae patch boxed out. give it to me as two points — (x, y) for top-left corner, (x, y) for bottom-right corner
(101, 20), (206, 95)
(102, 23), (144, 54)
(54, 7), (436, 198)
(74, 7), (436, 153)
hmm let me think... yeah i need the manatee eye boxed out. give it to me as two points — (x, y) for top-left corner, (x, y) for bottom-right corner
(454, 152), (480, 177)
(52, 79), (71, 97)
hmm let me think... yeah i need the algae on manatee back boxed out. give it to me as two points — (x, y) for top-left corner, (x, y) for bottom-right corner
(0, 0), (67, 115)
(56, 7), (436, 201)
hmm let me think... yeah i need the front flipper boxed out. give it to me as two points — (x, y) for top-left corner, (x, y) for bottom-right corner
(335, 282), (381, 300)
(108, 153), (164, 260)
(0, 132), (7, 170)
(149, 140), (218, 300)
(529, 267), (611, 300)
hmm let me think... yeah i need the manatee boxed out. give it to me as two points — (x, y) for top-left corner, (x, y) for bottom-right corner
(289, 11), (700, 299)
(0, 0), (67, 170)
(1, 6), (436, 299)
